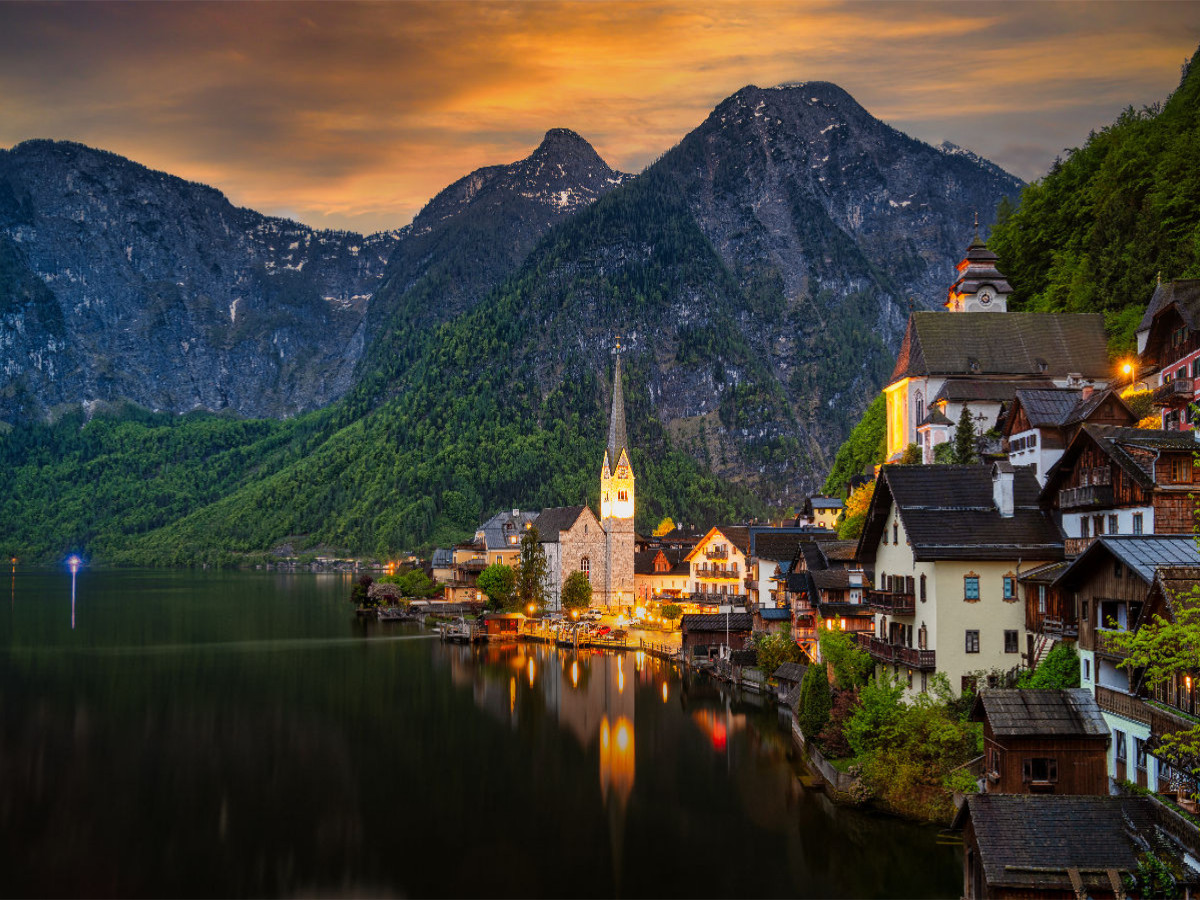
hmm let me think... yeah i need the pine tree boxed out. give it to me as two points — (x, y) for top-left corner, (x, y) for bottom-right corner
(516, 526), (549, 613)
(953, 405), (978, 464)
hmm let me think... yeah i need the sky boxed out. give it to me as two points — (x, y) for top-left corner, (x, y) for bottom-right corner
(1, 1), (1198, 234)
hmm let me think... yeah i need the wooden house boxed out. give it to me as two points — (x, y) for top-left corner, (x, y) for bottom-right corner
(772, 661), (808, 704)
(680, 612), (753, 660)
(955, 794), (1196, 900)
(785, 538), (873, 654)
(482, 613), (525, 641)
(1040, 424), (1200, 557)
(1017, 560), (1074, 669)
(1056, 536), (1200, 789)
(1002, 387), (1136, 485)
(1136, 279), (1200, 430)
(971, 689), (1110, 795)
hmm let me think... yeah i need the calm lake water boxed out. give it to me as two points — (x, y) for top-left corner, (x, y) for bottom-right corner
(0, 569), (962, 898)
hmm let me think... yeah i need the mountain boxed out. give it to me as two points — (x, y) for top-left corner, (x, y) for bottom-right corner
(0, 140), (398, 422)
(0, 82), (1024, 564)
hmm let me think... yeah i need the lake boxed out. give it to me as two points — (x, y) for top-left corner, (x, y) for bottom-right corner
(0, 568), (962, 898)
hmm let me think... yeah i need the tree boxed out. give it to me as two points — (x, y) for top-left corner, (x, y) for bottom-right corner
(819, 628), (873, 689)
(660, 603), (683, 625)
(798, 661), (833, 739)
(822, 394), (887, 495)
(756, 624), (803, 678)
(350, 574), (373, 607)
(653, 516), (677, 537)
(477, 563), (516, 611)
(515, 526), (549, 613)
(561, 569), (592, 611)
(838, 479), (875, 539)
(900, 442), (922, 465)
(953, 405), (978, 464)
(1020, 641), (1082, 689)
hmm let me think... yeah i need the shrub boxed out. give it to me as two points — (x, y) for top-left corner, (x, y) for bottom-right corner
(817, 687), (859, 758)
(798, 662), (832, 739)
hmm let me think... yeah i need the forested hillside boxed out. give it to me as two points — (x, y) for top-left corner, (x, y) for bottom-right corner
(990, 46), (1200, 353)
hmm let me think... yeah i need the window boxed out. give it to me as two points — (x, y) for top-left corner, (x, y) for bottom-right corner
(1038, 584), (1047, 614)
(1115, 559), (1124, 578)
(1084, 658), (1091, 681)
(1082, 599), (1089, 623)
(965, 630), (980, 653)
(1003, 577), (1016, 600)
(1133, 513), (1144, 535)
(915, 392), (924, 427)
(1136, 737), (1147, 771)
(907, 668), (913, 689)
(1115, 730), (1127, 762)
(892, 523), (899, 544)
(1193, 358), (1200, 379)
(920, 672), (928, 693)
(964, 576), (980, 602)
(1171, 456), (1193, 483)
(580, 557), (590, 580)
(1022, 757), (1058, 785)
(1109, 514), (1120, 535)
(920, 574), (927, 602)
(618, 489), (629, 502)
(1080, 517), (1090, 538)
(1004, 630), (1018, 653)
(1093, 515), (1105, 536)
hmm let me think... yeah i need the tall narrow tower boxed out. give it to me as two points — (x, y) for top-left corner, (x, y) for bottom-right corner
(600, 342), (636, 611)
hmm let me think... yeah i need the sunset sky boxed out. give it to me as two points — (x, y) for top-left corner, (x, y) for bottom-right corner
(1, 1), (1198, 234)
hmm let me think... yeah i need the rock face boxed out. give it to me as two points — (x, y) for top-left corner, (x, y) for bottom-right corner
(0, 140), (398, 421)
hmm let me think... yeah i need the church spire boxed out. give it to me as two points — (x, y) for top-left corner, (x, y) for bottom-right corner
(607, 339), (628, 462)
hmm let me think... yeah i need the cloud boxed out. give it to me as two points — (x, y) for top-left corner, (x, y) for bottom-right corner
(0, 1), (1197, 232)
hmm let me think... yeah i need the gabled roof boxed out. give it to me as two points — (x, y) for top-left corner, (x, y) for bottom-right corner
(1056, 535), (1200, 589)
(808, 497), (844, 510)
(972, 689), (1109, 738)
(634, 547), (689, 576)
(773, 661), (808, 684)
(1137, 278), (1200, 335)
(889, 311), (1110, 385)
(820, 541), (859, 563)
(477, 509), (540, 551)
(431, 547), (454, 568)
(960, 795), (1158, 892)
(918, 407), (954, 428)
(1017, 560), (1070, 584)
(684, 525), (751, 561)
(680, 613), (753, 632)
(858, 465), (1063, 563)
(759, 608), (791, 621)
(1042, 424), (1200, 495)
(810, 569), (851, 590)
(532, 505), (593, 541)
(750, 530), (809, 563)
(1011, 387), (1084, 428)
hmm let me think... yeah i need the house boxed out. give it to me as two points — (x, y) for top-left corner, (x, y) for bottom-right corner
(801, 497), (844, 531)
(482, 612), (525, 641)
(855, 463), (1063, 696)
(1056, 537), (1200, 790)
(971, 689), (1110, 795)
(1002, 386), (1137, 484)
(772, 661), (808, 704)
(785, 538), (874, 652)
(534, 505), (606, 612)
(884, 236), (1110, 461)
(633, 546), (690, 607)
(1017, 560), (1074, 669)
(745, 527), (812, 608)
(680, 612), (753, 660)
(754, 606), (792, 634)
(955, 794), (1197, 900)
(431, 547), (455, 583)
(1040, 424), (1200, 557)
(1136, 278), (1200, 430)
(685, 526), (752, 608)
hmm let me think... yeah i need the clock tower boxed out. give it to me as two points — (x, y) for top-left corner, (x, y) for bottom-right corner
(600, 341), (635, 611)
(945, 218), (1012, 313)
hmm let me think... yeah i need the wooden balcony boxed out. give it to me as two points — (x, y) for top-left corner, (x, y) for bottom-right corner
(1153, 378), (1195, 407)
(1059, 484), (1115, 510)
(1064, 536), (1095, 557)
(868, 589), (915, 616)
(1148, 700), (1199, 743)
(1095, 685), (1150, 725)
(855, 632), (936, 670)
(705, 547), (729, 560)
(1039, 616), (1078, 639)
(695, 564), (739, 578)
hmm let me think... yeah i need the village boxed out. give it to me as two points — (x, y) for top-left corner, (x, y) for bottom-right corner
(350, 233), (1200, 898)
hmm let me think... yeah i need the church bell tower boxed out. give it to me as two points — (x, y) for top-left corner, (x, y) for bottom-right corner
(601, 341), (636, 611)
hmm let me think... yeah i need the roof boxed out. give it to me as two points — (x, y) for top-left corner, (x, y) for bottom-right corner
(431, 548), (454, 568)
(820, 541), (859, 563)
(1137, 278), (1200, 335)
(1057, 535), (1200, 589)
(477, 509), (540, 551)
(1043, 423), (1200, 496)
(961, 795), (1157, 892)
(1152, 565), (1200, 608)
(808, 497), (844, 510)
(918, 407), (954, 428)
(817, 601), (873, 617)
(685, 525), (751, 561)
(606, 349), (629, 464)
(680, 613), (753, 632)
(1018, 560), (1070, 584)
(634, 547), (689, 577)
(1062, 387), (1133, 427)
(1011, 388), (1083, 428)
(972, 689), (1109, 738)
(933, 378), (1056, 404)
(759, 608), (791, 621)
(532, 505), (590, 541)
(890, 312), (1110, 385)
(772, 662), (808, 683)
(810, 569), (851, 590)
(859, 465), (1064, 563)
(750, 530), (809, 562)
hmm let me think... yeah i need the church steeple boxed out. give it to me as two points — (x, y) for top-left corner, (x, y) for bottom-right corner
(600, 339), (634, 521)
(607, 339), (628, 464)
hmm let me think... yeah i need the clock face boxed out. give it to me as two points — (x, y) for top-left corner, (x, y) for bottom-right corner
(979, 291), (992, 306)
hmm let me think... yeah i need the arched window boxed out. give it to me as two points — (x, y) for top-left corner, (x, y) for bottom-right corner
(580, 557), (590, 581)
(920, 573), (927, 602)
(915, 391), (924, 427)
(618, 490), (628, 502)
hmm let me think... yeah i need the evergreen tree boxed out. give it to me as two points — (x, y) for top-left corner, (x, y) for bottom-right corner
(561, 569), (592, 611)
(516, 526), (549, 613)
(798, 662), (833, 738)
(953, 406), (978, 464)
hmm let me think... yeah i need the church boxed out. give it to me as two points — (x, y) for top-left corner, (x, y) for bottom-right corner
(534, 344), (636, 611)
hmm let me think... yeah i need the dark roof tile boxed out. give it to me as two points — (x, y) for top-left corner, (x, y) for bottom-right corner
(681, 613), (753, 632)
(974, 689), (1109, 738)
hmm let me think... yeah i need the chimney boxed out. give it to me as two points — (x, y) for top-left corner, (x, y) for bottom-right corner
(992, 462), (1014, 518)
(1080, 383), (1094, 401)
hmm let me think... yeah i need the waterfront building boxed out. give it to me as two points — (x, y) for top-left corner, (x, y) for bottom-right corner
(1054, 536), (1200, 791)
(535, 505), (606, 612)
(685, 526), (751, 609)
(785, 538), (873, 653)
(883, 235), (1110, 462)
(855, 463), (1063, 696)
(971, 689), (1110, 795)
(680, 612), (753, 660)
(600, 345), (636, 611)
(1039, 424), (1200, 556)
(633, 546), (690, 607)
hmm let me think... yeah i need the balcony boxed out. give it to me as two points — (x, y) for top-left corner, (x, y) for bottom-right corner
(1065, 536), (1095, 557)
(705, 547), (729, 560)
(1148, 700), (1199, 744)
(1153, 378), (1195, 407)
(1059, 484), (1115, 510)
(695, 564), (739, 579)
(1039, 616), (1078, 639)
(1095, 685), (1151, 725)
(868, 589), (915, 616)
(745, 577), (756, 589)
(855, 632), (936, 670)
